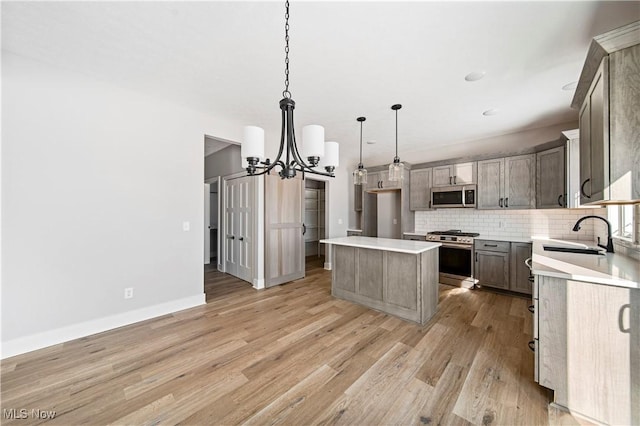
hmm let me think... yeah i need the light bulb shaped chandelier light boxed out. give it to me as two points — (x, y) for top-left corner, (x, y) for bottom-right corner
(240, 0), (338, 179)
(353, 117), (367, 185)
(388, 104), (404, 182)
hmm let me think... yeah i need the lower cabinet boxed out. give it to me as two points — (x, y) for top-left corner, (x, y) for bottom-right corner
(533, 275), (639, 425)
(474, 239), (532, 295)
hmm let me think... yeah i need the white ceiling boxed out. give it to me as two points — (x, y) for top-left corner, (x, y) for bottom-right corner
(2, 1), (639, 166)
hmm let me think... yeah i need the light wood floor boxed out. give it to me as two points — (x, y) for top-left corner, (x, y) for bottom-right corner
(1, 258), (550, 425)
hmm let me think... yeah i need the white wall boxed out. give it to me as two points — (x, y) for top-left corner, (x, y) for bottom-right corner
(0, 52), (245, 357)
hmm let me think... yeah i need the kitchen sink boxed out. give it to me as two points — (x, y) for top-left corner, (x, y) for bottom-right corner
(543, 245), (604, 255)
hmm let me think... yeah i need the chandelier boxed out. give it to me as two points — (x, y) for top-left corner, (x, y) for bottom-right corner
(240, 1), (339, 179)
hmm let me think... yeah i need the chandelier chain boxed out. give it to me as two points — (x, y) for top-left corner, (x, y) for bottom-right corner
(283, 0), (291, 99)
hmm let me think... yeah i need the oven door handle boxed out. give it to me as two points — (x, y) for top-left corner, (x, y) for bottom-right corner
(441, 243), (473, 250)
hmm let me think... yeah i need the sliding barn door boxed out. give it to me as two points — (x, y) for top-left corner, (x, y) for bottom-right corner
(265, 174), (304, 287)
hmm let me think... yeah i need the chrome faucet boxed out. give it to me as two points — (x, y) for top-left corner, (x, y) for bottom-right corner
(572, 215), (615, 253)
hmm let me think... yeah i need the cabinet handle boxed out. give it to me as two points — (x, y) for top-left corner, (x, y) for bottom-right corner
(581, 178), (591, 199)
(557, 194), (563, 207)
(484, 244), (498, 247)
(475, 252), (478, 262)
(228, 235), (235, 240)
(449, 176), (452, 185)
(528, 276), (535, 283)
(528, 340), (535, 352)
(239, 237), (244, 241)
(619, 304), (631, 333)
(499, 197), (503, 208)
(505, 197), (509, 208)
(454, 175), (457, 185)
(528, 305), (535, 314)
(302, 223), (307, 235)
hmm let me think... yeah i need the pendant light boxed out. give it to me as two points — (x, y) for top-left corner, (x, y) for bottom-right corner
(240, 0), (339, 179)
(353, 117), (368, 185)
(388, 104), (404, 182)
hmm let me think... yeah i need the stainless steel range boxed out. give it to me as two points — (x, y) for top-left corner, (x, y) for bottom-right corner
(426, 229), (479, 288)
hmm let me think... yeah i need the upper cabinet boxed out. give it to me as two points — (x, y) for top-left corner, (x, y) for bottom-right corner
(364, 170), (402, 191)
(578, 57), (609, 204)
(432, 162), (476, 187)
(572, 22), (640, 204)
(477, 155), (535, 210)
(409, 168), (432, 210)
(364, 172), (380, 191)
(536, 146), (566, 208)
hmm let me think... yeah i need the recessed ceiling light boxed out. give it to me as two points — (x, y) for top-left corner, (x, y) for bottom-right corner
(465, 71), (486, 82)
(562, 81), (578, 91)
(366, 140), (376, 145)
(483, 108), (499, 116)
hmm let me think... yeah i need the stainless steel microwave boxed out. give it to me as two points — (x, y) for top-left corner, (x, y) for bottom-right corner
(431, 185), (477, 208)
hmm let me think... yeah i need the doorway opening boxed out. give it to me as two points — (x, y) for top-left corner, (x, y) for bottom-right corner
(304, 178), (327, 272)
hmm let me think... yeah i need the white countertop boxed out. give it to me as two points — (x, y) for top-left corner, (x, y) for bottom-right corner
(531, 237), (640, 289)
(320, 236), (441, 254)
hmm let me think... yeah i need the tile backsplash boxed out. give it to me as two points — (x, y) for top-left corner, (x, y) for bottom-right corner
(415, 208), (607, 241)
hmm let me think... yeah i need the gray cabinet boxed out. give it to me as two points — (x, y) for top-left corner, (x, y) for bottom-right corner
(432, 162), (476, 187)
(477, 158), (503, 209)
(510, 243), (532, 295)
(504, 154), (536, 209)
(536, 146), (566, 208)
(366, 170), (402, 191)
(354, 184), (363, 211)
(365, 172), (380, 191)
(477, 155), (535, 210)
(579, 57), (608, 204)
(573, 23), (640, 203)
(534, 275), (639, 425)
(474, 240), (510, 290)
(475, 239), (532, 295)
(409, 168), (432, 210)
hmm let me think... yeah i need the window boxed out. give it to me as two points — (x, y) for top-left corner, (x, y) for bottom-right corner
(607, 204), (635, 240)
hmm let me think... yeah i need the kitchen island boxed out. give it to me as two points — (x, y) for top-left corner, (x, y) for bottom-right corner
(320, 236), (441, 324)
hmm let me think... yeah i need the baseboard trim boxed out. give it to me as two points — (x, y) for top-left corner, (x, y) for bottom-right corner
(1, 294), (206, 359)
(253, 278), (265, 290)
(324, 262), (332, 270)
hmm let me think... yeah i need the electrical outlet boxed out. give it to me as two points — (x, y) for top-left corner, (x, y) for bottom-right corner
(124, 288), (134, 299)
